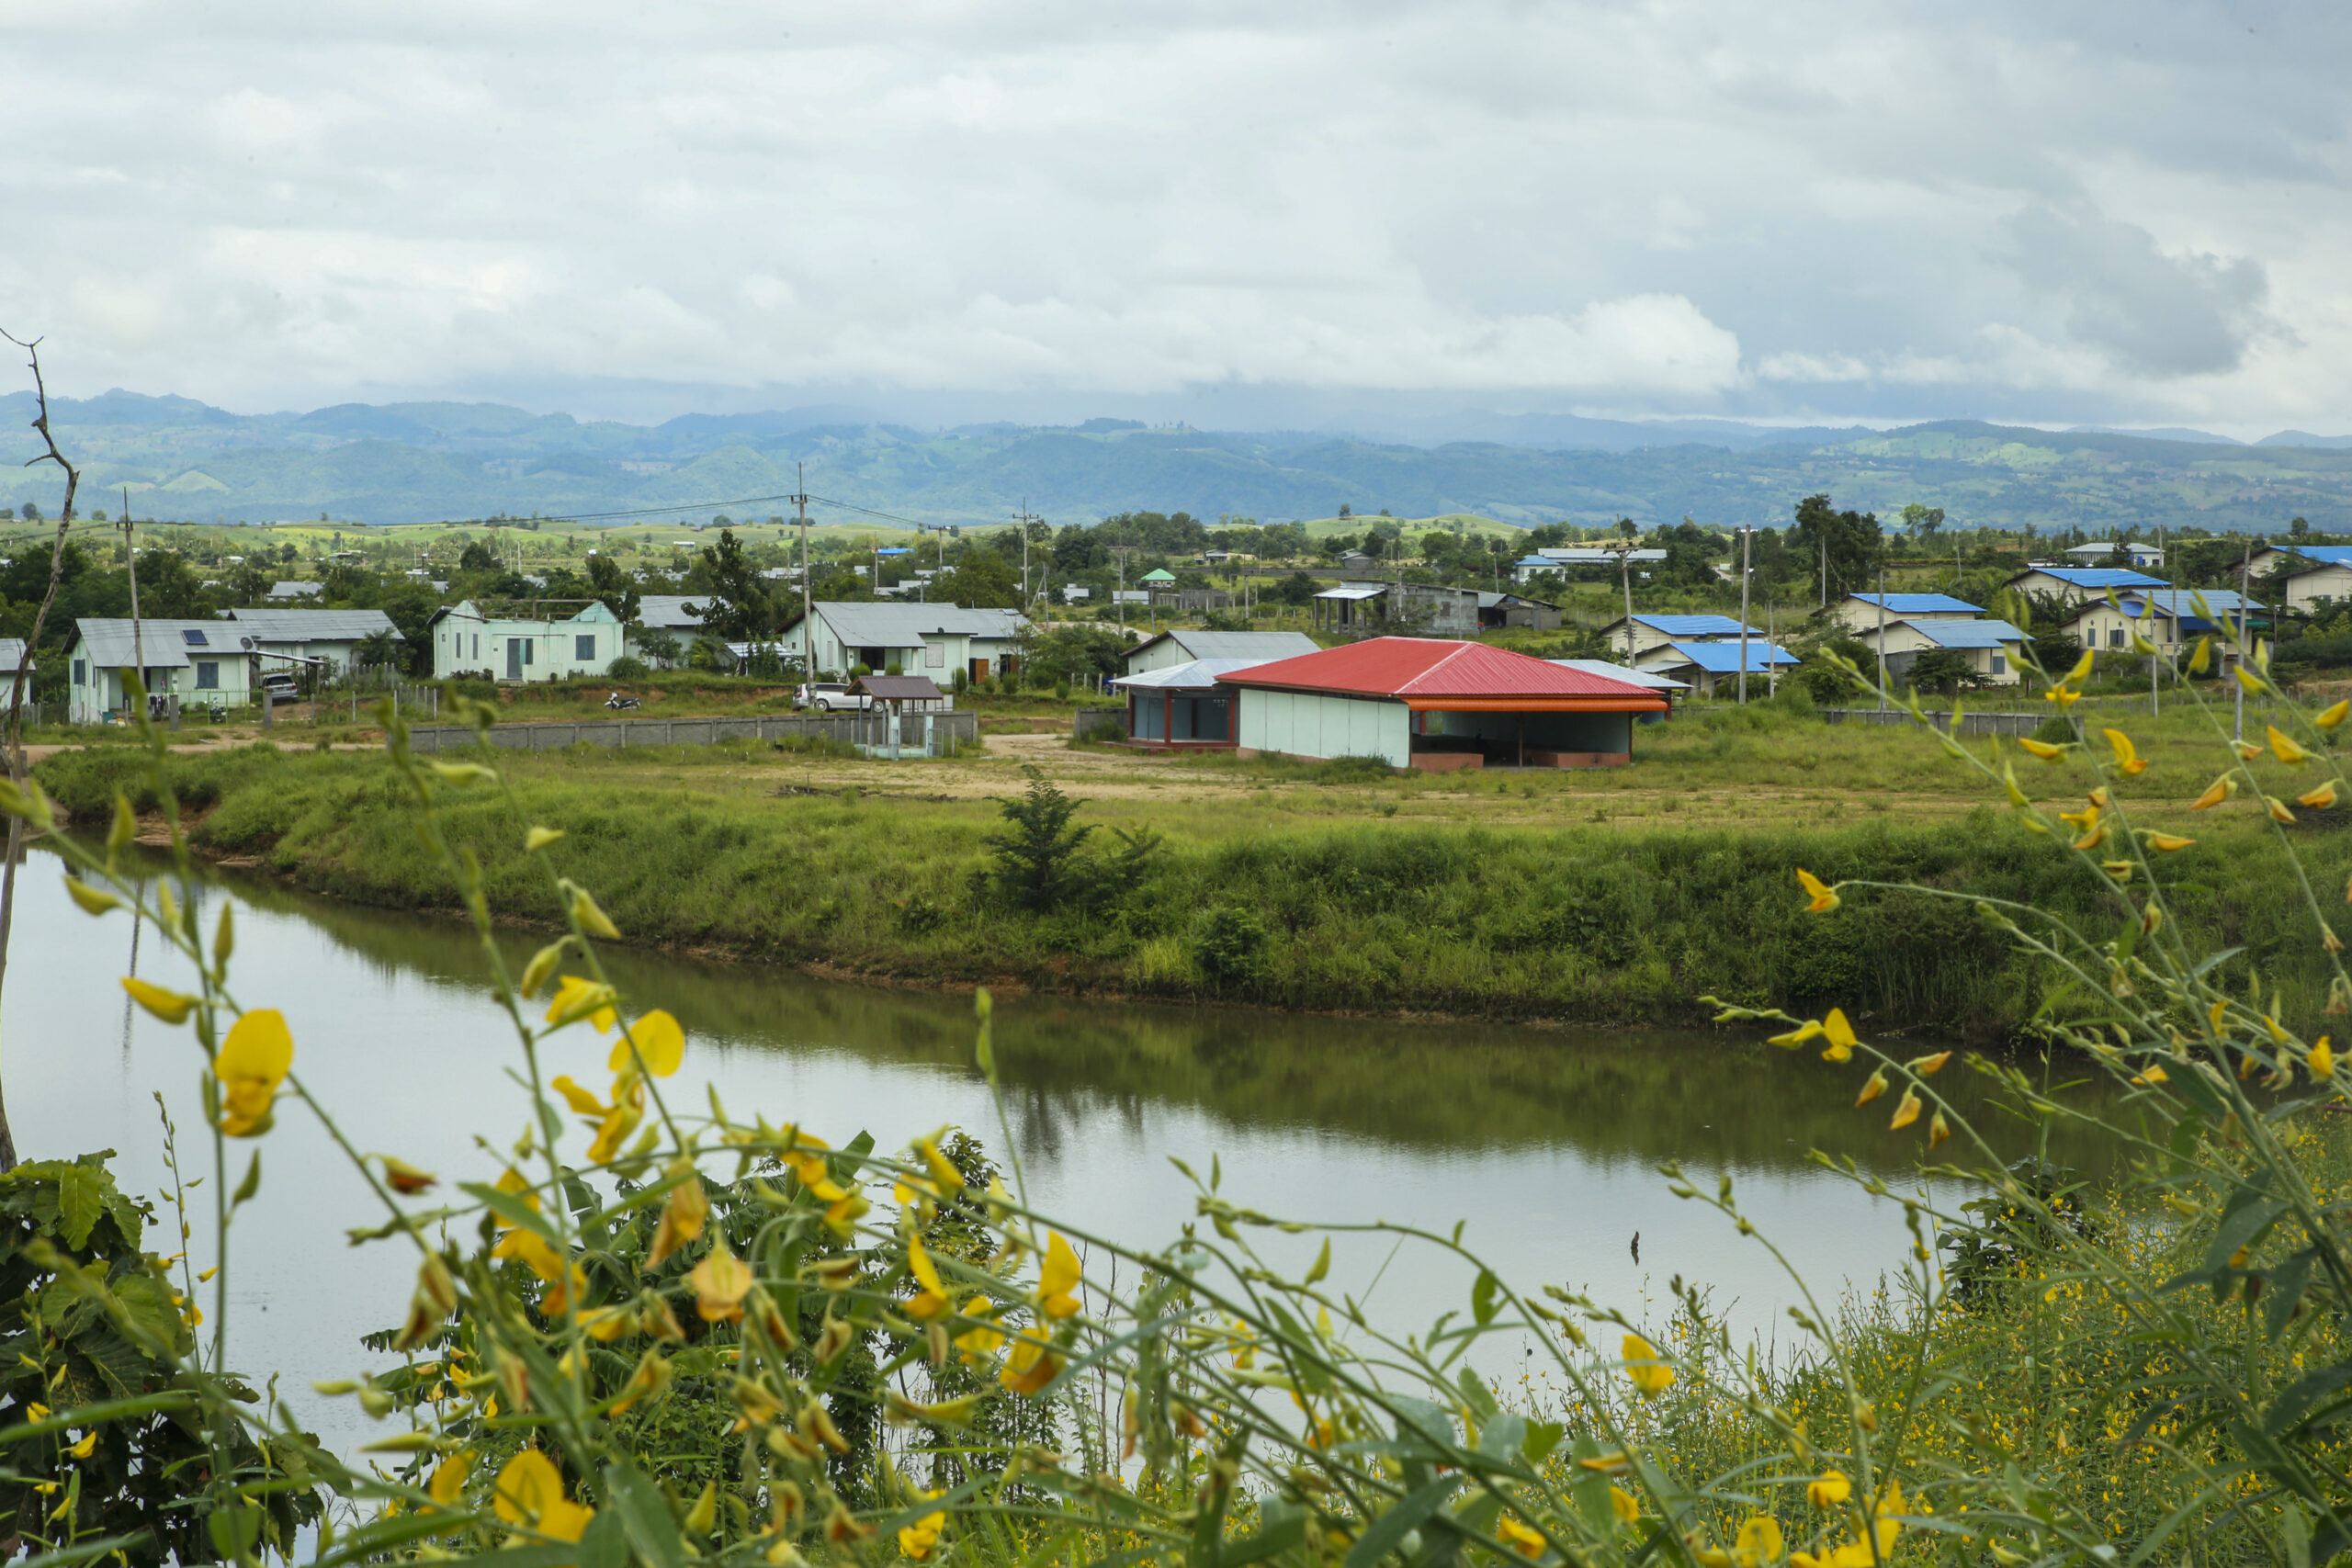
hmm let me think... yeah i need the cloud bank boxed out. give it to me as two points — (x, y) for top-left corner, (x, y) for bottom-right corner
(0, 1), (2344, 434)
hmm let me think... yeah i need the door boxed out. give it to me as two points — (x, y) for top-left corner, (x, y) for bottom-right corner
(969, 658), (989, 682)
(505, 639), (523, 680)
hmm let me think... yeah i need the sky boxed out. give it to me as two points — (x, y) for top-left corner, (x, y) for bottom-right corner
(1, 0), (2346, 437)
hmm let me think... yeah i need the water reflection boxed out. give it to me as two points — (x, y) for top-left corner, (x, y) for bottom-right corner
(5, 851), (2120, 1454)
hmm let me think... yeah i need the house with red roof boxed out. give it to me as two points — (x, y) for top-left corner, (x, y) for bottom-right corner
(1215, 637), (1668, 771)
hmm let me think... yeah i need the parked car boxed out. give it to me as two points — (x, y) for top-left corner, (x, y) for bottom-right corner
(796, 682), (871, 713)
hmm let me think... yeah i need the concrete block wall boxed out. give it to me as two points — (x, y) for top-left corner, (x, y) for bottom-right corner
(401, 710), (978, 754)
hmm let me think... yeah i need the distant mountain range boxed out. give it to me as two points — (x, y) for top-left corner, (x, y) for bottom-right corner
(4, 390), (2351, 534)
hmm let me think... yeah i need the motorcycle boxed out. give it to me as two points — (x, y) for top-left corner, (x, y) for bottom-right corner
(605, 692), (642, 711)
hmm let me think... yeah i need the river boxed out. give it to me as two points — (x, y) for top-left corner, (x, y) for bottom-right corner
(5, 849), (2110, 1450)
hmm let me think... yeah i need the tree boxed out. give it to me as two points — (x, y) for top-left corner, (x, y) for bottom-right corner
(1271, 570), (1320, 607)
(1901, 502), (1946, 538)
(683, 529), (773, 641)
(1904, 647), (1979, 695)
(987, 768), (1095, 913)
(458, 541), (497, 573)
(933, 547), (1021, 609)
(586, 555), (640, 624)
(1790, 495), (1883, 603)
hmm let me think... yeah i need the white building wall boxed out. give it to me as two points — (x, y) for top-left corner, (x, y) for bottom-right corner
(1240, 690), (1408, 767)
(2287, 565), (2352, 612)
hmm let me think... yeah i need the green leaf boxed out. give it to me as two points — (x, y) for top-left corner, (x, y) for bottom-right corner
(602, 1461), (684, 1568)
(1469, 1269), (1500, 1327)
(1345, 1475), (1461, 1568)
(1455, 1367), (1498, 1422)
(457, 1181), (562, 1246)
(19, 1533), (155, 1568)
(1521, 1419), (1566, 1468)
(54, 1167), (102, 1249)
(1305, 1238), (1330, 1286)
(232, 1151), (263, 1209)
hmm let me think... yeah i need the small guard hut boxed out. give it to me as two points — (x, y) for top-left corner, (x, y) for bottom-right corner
(1216, 637), (1667, 771)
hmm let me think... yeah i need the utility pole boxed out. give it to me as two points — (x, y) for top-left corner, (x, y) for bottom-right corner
(1875, 565), (1888, 714)
(1619, 543), (1636, 666)
(1737, 525), (1754, 705)
(1768, 599), (1778, 698)
(794, 462), (812, 677)
(1013, 500), (1044, 610)
(1820, 528), (1828, 611)
(1109, 547), (1136, 634)
(2237, 534), (2250, 743)
(118, 498), (142, 718)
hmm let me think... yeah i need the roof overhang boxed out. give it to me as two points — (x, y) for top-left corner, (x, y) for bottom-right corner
(1402, 696), (1668, 714)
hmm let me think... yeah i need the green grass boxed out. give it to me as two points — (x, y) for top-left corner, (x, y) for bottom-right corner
(37, 710), (2351, 1040)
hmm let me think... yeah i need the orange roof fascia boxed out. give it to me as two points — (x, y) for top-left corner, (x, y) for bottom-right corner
(1401, 696), (1668, 714)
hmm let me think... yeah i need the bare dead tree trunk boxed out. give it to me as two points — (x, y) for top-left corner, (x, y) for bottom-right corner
(0, 333), (86, 1171)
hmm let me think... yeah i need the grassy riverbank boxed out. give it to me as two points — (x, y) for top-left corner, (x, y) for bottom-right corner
(37, 718), (2346, 1040)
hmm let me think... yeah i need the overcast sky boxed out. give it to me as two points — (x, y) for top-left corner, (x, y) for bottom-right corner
(2, 0), (2346, 435)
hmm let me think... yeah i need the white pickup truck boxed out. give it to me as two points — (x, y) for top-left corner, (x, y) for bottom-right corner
(796, 682), (873, 713)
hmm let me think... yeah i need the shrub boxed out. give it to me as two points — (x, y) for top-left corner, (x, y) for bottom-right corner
(605, 655), (651, 681)
(1189, 905), (1269, 985)
(985, 765), (1095, 911)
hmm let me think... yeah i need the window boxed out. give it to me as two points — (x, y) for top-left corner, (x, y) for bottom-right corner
(181, 628), (209, 647)
(72, 660), (85, 686)
(524, 640), (536, 665)
(1991, 654), (2007, 675)
(924, 644), (944, 668)
(195, 660), (219, 690)
(2109, 628), (2125, 649)
(576, 635), (596, 660)
(472, 634), (480, 659)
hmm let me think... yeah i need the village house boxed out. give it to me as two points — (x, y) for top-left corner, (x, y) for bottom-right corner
(2245, 545), (2352, 612)
(1478, 592), (1562, 631)
(776, 602), (1030, 683)
(1216, 637), (1668, 772)
(65, 607), (404, 722)
(629, 594), (720, 664)
(2063, 590), (2247, 660)
(1593, 612), (1759, 659)
(1121, 628), (1318, 677)
(1827, 592), (1983, 635)
(1853, 617), (2030, 686)
(1512, 547), (1665, 587)
(1631, 640), (1801, 695)
(429, 600), (624, 682)
(2063, 541), (2165, 569)
(2002, 565), (2167, 604)
(1311, 582), (1482, 637)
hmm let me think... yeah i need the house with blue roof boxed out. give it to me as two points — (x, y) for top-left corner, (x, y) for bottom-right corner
(1631, 638), (1798, 695)
(2246, 545), (2352, 612)
(2064, 590), (2247, 660)
(1859, 617), (2030, 686)
(2004, 566), (2168, 603)
(1828, 592), (1983, 635)
(1596, 612), (1760, 658)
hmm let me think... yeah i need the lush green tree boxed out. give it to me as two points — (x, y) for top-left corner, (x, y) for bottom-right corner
(458, 541), (497, 572)
(1901, 502), (1946, 538)
(1789, 494), (1883, 602)
(585, 555), (640, 623)
(683, 529), (774, 640)
(1270, 570), (1320, 607)
(934, 547), (1021, 608)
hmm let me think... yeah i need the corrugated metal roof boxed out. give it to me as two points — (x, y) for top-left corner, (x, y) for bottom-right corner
(798, 602), (1028, 645)
(1608, 613), (1757, 637)
(1549, 659), (1687, 690)
(2114, 590), (2245, 615)
(2020, 568), (2166, 588)
(1649, 641), (1800, 673)
(1130, 629), (1320, 662)
(0, 640), (31, 674)
(1313, 585), (1389, 601)
(1895, 618), (2027, 649)
(1218, 637), (1662, 699)
(1114, 658), (1279, 690)
(267, 581), (322, 598)
(227, 608), (404, 642)
(1847, 592), (1982, 614)
(71, 619), (214, 668)
(2278, 547), (2352, 570)
(848, 674), (945, 700)
(635, 594), (707, 629)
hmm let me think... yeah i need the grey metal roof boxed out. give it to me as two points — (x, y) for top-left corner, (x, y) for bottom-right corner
(1894, 618), (2028, 649)
(267, 581), (322, 598)
(1130, 629), (1319, 663)
(1114, 657), (1283, 690)
(226, 608), (404, 643)
(71, 619), (220, 668)
(0, 640), (31, 674)
(801, 602), (1029, 645)
(1315, 584), (1389, 601)
(1548, 659), (1686, 690)
(848, 674), (946, 701)
(635, 594), (707, 629)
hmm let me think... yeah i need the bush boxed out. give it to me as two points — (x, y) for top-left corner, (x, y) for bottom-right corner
(1189, 905), (1270, 986)
(985, 766), (1095, 911)
(605, 655), (651, 681)
(442, 674), (498, 705)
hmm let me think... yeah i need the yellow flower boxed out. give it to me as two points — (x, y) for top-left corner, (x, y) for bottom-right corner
(549, 1076), (607, 1116)
(1854, 1069), (1888, 1107)
(2321, 699), (2352, 731)
(380, 1156), (436, 1196)
(606, 1349), (671, 1415)
(1819, 1008), (1858, 1064)
(647, 1163), (708, 1270)
(1609, 1483), (1640, 1524)
(1038, 1232), (1082, 1318)
(2147, 831), (2196, 852)
(1928, 1110), (1951, 1148)
(915, 1137), (966, 1194)
(905, 1235), (952, 1320)
(2270, 726), (2313, 764)
(2063, 648), (2095, 686)
(121, 976), (198, 1026)
(1889, 1089), (1921, 1131)
(1807, 1470), (1851, 1507)
(2190, 774), (2235, 810)
(1797, 868), (1839, 914)
(1622, 1333), (1673, 1394)
(585, 1082), (645, 1165)
(955, 1296), (1004, 1362)
(1768, 1020), (1826, 1048)
(2103, 729), (2147, 776)
(899, 1506), (947, 1560)
(1735, 1515), (1786, 1567)
(2132, 1066), (2170, 1086)
(67, 1430), (95, 1460)
(690, 1240), (753, 1324)
(2300, 782), (2339, 810)
(2237, 665), (2272, 695)
(2018, 736), (2068, 761)
(214, 1010), (294, 1138)
(543, 976), (617, 1032)
(608, 1010), (685, 1077)
(2233, 738), (2265, 760)
(493, 1450), (594, 1542)
(428, 1450), (473, 1509)
(2269, 795), (2299, 825)
(2312, 1037), (2336, 1078)
(1496, 1516), (1548, 1557)
(1000, 1334), (1062, 1395)
(1913, 1051), (1951, 1075)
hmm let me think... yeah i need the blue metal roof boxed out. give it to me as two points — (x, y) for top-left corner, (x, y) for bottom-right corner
(2114, 590), (2245, 615)
(2278, 547), (2352, 570)
(2029, 567), (2166, 588)
(1849, 592), (1982, 614)
(1658, 640), (1799, 672)
(1628, 614), (1756, 636)
(1899, 618), (2027, 649)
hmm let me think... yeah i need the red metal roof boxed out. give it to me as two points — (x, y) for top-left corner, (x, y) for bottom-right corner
(1216, 637), (1658, 699)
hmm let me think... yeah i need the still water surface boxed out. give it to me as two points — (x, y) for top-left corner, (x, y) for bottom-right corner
(6, 852), (2110, 1448)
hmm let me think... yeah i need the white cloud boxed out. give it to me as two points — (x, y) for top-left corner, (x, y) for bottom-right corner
(0, 1), (2342, 433)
